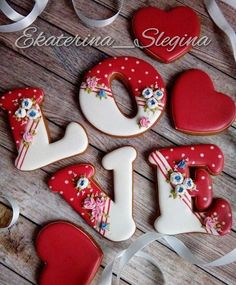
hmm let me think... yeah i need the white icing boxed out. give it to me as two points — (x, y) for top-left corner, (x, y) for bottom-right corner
(79, 89), (163, 137)
(154, 168), (205, 235)
(16, 118), (88, 171)
(101, 146), (137, 241)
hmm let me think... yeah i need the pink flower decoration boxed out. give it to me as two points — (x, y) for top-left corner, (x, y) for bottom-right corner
(139, 117), (150, 128)
(204, 216), (218, 230)
(83, 197), (96, 210)
(23, 131), (34, 143)
(86, 77), (99, 89)
(83, 196), (106, 222)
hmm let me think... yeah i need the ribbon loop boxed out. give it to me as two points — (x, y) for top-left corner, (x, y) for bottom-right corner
(0, 195), (20, 230)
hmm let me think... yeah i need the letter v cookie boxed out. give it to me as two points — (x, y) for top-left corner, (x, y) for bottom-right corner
(149, 144), (232, 236)
(48, 146), (137, 242)
(0, 88), (88, 170)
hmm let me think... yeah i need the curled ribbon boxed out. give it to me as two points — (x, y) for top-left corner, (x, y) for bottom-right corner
(0, 196), (20, 230)
(98, 232), (236, 285)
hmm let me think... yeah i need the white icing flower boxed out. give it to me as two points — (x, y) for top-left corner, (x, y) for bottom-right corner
(26, 108), (41, 120)
(175, 184), (187, 195)
(170, 172), (184, 185)
(153, 89), (164, 101)
(21, 98), (33, 110)
(142, 88), (153, 99)
(15, 108), (27, 119)
(76, 177), (89, 190)
(183, 178), (195, 190)
(146, 97), (159, 110)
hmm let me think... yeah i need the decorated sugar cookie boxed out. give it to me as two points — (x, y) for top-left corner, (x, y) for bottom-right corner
(48, 146), (137, 242)
(149, 145), (232, 235)
(0, 88), (88, 171)
(36, 221), (103, 285)
(171, 69), (236, 134)
(79, 57), (166, 137)
(132, 6), (200, 63)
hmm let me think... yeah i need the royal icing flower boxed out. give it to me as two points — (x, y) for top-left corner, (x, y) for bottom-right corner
(97, 89), (107, 99)
(15, 108), (27, 119)
(21, 98), (33, 110)
(86, 77), (99, 90)
(183, 178), (195, 190)
(204, 216), (221, 232)
(27, 108), (41, 120)
(142, 88), (153, 99)
(170, 171), (184, 185)
(153, 89), (164, 101)
(23, 131), (34, 143)
(139, 116), (150, 128)
(175, 184), (187, 195)
(146, 97), (159, 110)
(83, 196), (106, 222)
(76, 177), (89, 190)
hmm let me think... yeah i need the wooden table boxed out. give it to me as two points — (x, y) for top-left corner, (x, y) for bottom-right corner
(0, 1), (235, 284)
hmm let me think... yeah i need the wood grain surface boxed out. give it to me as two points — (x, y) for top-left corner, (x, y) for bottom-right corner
(0, 1), (235, 284)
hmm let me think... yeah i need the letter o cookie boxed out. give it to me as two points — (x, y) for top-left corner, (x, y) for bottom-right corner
(79, 57), (166, 137)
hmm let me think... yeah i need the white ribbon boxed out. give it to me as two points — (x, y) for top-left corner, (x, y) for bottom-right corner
(0, 196), (20, 230)
(98, 232), (236, 285)
(204, 0), (236, 62)
(72, 0), (124, 28)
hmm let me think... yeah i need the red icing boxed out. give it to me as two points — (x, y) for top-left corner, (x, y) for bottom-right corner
(171, 69), (236, 134)
(36, 222), (103, 285)
(48, 165), (111, 236)
(149, 145), (232, 235)
(0, 88), (44, 149)
(83, 56), (166, 100)
(132, 7), (200, 63)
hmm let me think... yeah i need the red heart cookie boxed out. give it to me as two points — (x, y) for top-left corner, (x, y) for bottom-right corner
(171, 69), (236, 134)
(36, 222), (103, 285)
(132, 6), (200, 63)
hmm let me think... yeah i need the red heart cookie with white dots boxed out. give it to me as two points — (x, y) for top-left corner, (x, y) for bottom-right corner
(36, 221), (103, 285)
(132, 6), (200, 63)
(171, 69), (236, 134)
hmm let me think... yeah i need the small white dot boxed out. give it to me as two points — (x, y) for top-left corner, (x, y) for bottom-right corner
(16, 140), (19, 144)
(8, 111), (11, 114)
(138, 80), (142, 83)
(2, 96), (5, 99)
(201, 176), (206, 180)
(181, 153), (185, 158)
(191, 147), (195, 150)
(51, 176), (55, 180)
(99, 62), (102, 65)
(18, 93), (22, 97)
(212, 164), (215, 168)
(125, 57), (128, 61)
(104, 74), (108, 78)
(81, 213), (85, 216)
(70, 198), (74, 201)
(121, 66), (125, 70)
(33, 89), (37, 93)
(135, 88), (139, 91)
(145, 71), (149, 75)
(192, 161), (196, 165)
(156, 76), (159, 79)
(85, 165), (89, 168)
(60, 191), (63, 195)
(218, 154), (222, 159)
(221, 204), (226, 208)
(8, 91), (12, 94)
(213, 212), (217, 216)
(97, 70), (100, 74)
(210, 146), (215, 150)
(200, 153), (204, 157)
(131, 69), (135, 72)
(49, 186), (52, 189)
(136, 61), (140, 64)
(114, 57), (117, 59)
(222, 221), (226, 225)
(228, 213), (232, 217)
(11, 127), (14, 130)
(170, 148), (174, 152)
(109, 63), (112, 67)
(165, 156), (169, 159)
(68, 171), (72, 175)
(128, 77), (132, 80)
(203, 197), (208, 201)
(64, 180), (69, 184)
(208, 186), (212, 190)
